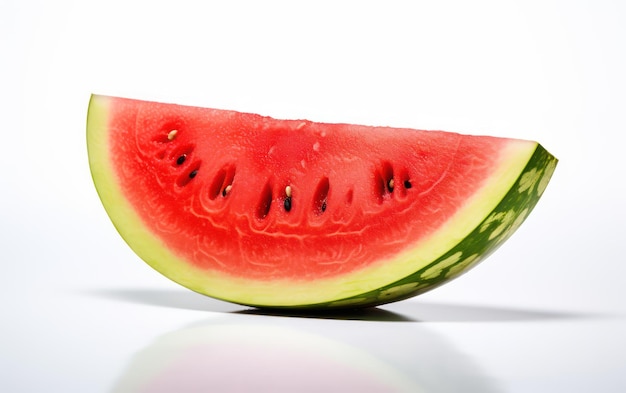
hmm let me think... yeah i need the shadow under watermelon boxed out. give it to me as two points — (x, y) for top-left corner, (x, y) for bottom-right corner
(86, 288), (592, 322)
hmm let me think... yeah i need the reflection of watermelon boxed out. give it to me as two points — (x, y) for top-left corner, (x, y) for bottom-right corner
(111, 323), (421, 392)
(87, 95), (557, 309)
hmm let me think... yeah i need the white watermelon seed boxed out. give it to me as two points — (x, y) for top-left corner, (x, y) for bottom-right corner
(285, 185), (292, 198)
(223, 184), (232, 196)
(388, 179), (395, 191)
(167, 129), (178, 140)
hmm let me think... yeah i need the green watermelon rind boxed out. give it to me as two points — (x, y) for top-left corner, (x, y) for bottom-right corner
(87, 95), (557, 310)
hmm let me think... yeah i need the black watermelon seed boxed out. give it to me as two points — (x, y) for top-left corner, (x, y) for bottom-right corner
(404, 180), (412, 189)
(321, 200), (327, 212)
(284, 197), (292, 212)
(176, 154), (187, 165)
(189, 169), (198, 179)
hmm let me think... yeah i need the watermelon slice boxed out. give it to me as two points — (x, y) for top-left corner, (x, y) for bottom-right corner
(87, 95), (557, 309)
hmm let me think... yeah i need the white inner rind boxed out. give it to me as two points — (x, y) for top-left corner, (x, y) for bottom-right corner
(87, 95), (537, 307)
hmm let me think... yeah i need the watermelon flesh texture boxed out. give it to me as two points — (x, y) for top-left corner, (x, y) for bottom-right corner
(87, 95), (557, 309)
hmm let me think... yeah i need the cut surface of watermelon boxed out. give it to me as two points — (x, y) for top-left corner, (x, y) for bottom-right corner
(87, 95), (557, 309)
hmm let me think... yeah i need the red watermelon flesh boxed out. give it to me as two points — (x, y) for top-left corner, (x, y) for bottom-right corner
(87, 95), (557, 309)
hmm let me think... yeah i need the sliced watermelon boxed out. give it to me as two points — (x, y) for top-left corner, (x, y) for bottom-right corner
(87, 95), (557, 309)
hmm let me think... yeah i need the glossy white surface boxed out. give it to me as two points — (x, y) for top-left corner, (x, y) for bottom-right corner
(2, 1), (625, 392)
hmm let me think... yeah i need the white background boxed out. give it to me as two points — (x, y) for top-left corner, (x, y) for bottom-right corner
(2, 0), (625, 391)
